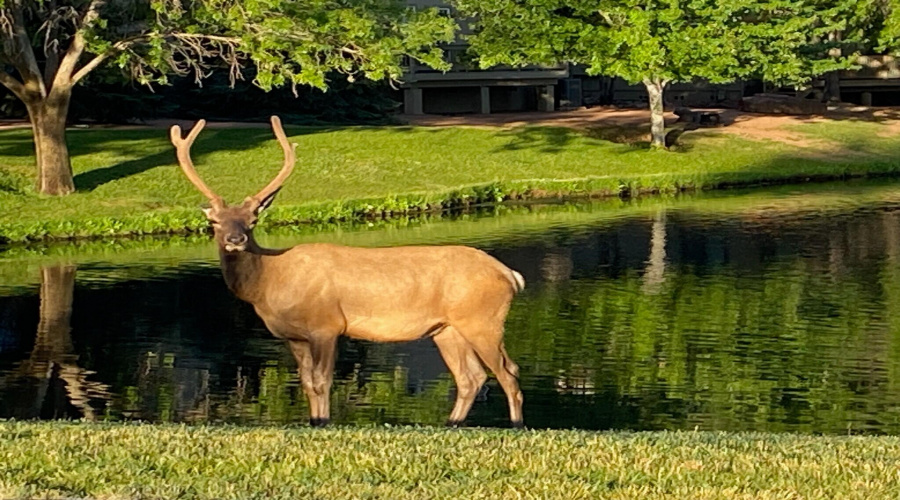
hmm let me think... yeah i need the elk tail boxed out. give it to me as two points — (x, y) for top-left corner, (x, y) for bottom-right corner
(509, 270), (526, 293)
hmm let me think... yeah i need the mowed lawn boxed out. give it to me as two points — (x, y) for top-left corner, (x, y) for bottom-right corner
(1, 120), (900, 241)
(2, 422), (899, 500)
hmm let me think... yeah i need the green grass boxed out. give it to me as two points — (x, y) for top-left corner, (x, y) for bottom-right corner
(1, 422), (899, 499)
(2, 120), (900, 242)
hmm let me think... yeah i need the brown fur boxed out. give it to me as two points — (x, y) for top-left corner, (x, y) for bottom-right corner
(170, 116), (526, 427)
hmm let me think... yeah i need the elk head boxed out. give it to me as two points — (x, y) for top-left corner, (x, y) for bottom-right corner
(170, 116), (296, 252)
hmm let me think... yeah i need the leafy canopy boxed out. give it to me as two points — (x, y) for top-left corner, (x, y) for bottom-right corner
(455, 0), (861, 86)
(0, 0), (456, 91)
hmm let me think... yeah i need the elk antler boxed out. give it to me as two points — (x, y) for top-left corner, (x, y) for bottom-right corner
(250, 115), (297, 203)
(170, 119), (223, 206)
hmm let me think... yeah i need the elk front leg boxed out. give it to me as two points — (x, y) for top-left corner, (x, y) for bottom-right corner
(288, 339), (331, 426)
(308, 335), (338, 425)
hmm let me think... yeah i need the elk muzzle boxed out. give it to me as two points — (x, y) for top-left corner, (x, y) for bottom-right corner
(224, 233), (249, 252)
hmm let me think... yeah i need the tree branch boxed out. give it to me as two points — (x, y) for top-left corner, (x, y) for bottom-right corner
(44, 48), (61, 89)
(8, 0), (46, 97)
(0, 69), (26, 100)
(40, 0), (68, 89)
(53, 0), (105, 90)
(70, 36), (146, 83)
(597, 9), (614, 26)
(68, 50), (108, 84)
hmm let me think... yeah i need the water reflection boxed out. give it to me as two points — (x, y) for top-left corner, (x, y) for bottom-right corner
(0, 264), (109, 419)
(2, 194), (900, 433)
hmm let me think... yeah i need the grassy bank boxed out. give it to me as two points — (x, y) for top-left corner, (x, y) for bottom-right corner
(1, 422), (899, 499)
(3, 178), (900, 294)
(2, 120), (900, 242)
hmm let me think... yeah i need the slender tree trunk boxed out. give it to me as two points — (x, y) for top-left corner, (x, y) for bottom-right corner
(824, 72), (841, 103)
(25, 89), (75, 195)
(823, 31), (842, 103)
(643, 78), (667, 149)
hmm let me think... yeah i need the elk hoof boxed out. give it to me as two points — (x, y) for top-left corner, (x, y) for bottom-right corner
(445, 419), (464, 428)
(511, 420), (525, 430)
(309, 418), (331, 427)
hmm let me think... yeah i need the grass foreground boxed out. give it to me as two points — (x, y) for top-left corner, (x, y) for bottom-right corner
(1, 422), (899, 499)
(2, 119), (900, 242)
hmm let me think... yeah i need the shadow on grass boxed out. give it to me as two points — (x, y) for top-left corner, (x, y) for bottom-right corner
(488, 122), (717, 154)
(0, 129), (35, 158)
(67, 127), (339, 191)
(73, 149), (175, 191)
(491, 127), (596, 154)
(5, 123), (448, 193)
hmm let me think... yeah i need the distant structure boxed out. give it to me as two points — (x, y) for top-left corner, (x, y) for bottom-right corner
(401, 1), (567, 114)
(401, 4), (900, 114)
(816, 55), (900, 106)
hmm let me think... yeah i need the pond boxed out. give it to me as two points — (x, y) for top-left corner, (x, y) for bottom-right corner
(3, 180), (900, 433)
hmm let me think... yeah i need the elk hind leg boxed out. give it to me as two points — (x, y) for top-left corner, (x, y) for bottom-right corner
(463, 329), (524, 428)
(433, 327), (487, 427)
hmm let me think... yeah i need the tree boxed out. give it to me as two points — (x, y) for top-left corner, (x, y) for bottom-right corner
(0, 0), (455, 195)
(455, 0), (859, 148)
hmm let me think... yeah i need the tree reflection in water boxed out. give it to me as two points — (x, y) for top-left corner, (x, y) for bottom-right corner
(3, 200), (900, 432)
(0, 264), (109, 419)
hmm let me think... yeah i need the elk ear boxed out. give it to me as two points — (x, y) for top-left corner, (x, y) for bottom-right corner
(245, 188), (281, 215)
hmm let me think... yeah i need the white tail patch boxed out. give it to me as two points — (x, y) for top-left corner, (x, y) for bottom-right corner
(510, 270), (526, 292)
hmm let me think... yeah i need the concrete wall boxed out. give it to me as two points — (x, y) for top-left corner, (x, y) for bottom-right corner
(422, 87), (482, 114)
(489, 87), (538, 112)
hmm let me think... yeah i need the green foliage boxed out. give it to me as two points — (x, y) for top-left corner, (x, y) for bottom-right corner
(1, 0), (455, 112)
(864, 0), (900, 57)
(457, 0), (860, 87)
(0, 167), (29, 195)
(82, 0), (457, 89)
(2, 422), (900, 499)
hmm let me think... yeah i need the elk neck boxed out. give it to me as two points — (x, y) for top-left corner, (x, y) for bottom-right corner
(217, 236), (272, 303)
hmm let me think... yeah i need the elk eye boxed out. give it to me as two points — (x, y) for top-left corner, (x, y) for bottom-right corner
(248, 220), (257, 228)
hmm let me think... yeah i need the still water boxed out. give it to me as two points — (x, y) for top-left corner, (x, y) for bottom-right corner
(4, 182), (900, 433)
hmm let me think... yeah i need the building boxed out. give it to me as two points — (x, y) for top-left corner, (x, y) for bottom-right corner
(400, 3), (746, 115)
(821, 55), (900, 106)
(401, 1), (567, 115)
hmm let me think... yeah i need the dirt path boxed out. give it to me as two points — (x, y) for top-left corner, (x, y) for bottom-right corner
(399, 105), (900, 148)
(4, 105), (900, 149)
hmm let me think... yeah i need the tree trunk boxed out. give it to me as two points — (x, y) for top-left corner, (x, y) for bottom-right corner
(33, 264), (77, 363)
(642, 211), (667, 294)
(823, 31), (842, 103)
(644, 79), (667, 149)
(13, 264), (77, 419)
(823, 71), (841, 103)
(25, 89), (75, 195)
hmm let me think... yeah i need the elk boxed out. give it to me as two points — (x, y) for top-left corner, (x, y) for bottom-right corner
(170, 116), (526, 427)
